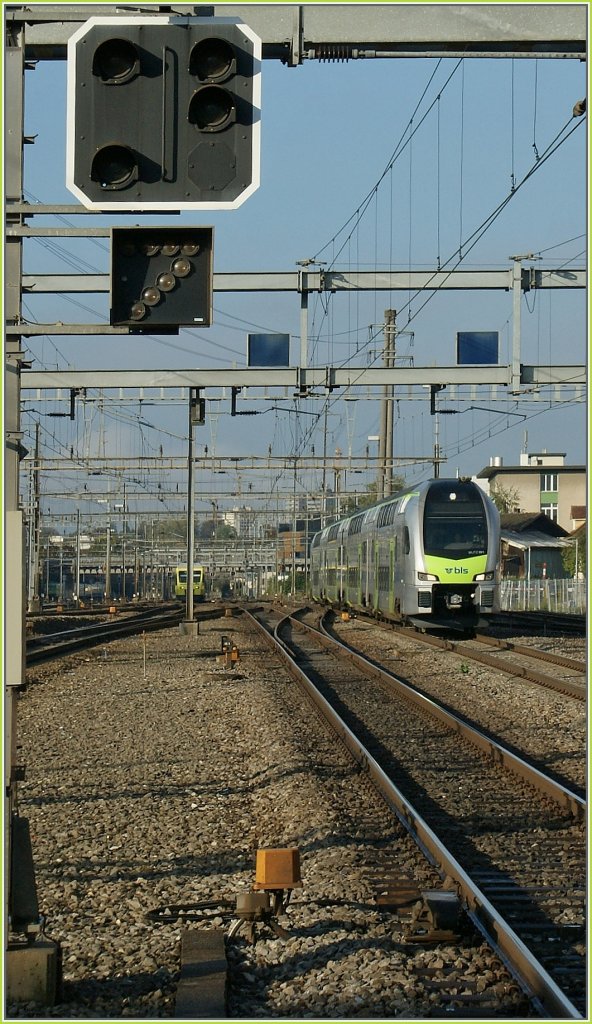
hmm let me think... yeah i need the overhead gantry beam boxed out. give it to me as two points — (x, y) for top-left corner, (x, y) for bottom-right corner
(18, 267), (587, 298)
(21, 364), (586, 391)
(8, 4), (587, 62)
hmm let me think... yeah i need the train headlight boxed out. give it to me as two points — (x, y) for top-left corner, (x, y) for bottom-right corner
(417, 572), (438, 581)
(474, 571), (495, 581)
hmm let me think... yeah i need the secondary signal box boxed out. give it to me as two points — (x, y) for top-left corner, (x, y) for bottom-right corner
(110, 226), (213, 330)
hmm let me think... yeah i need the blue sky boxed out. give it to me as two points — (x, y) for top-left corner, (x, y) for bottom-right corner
(18, 9), (587, 521)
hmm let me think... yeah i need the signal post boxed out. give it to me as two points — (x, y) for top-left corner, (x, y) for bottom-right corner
(6, 9), (261, 1003)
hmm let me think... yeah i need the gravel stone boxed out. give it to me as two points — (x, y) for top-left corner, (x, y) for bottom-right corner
(12, 614), (533, 1018)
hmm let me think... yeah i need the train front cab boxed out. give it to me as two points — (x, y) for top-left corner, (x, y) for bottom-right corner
(411, 481), (498, 628)
(174, 565), (206, 602)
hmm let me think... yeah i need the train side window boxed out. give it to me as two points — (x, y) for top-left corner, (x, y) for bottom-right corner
(403, 526), (410, 554)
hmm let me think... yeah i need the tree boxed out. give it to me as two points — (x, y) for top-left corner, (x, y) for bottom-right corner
(196, 519), (237, 541)
(562, 527), (586, 578)
(489, 482), (521, 514)
(341, 475), (406, 514)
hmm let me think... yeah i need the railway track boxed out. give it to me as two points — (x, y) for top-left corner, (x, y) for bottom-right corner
(376, 621), (586, 701)
(25, 605), (224, 664)
(328, 612), (585, 796)
(26, 600), (176, 618)
(248, 605), (586, 1018)
(489, 610), (586, 637)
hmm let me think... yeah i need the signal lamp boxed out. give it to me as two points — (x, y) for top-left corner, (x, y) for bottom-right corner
(91, 144), (138, 190)
(188, 86), (235, 131)
(157, 272), (176, 292)
(172, 257), (191, 278)
(141, 286), (161, 306)
(92, 38), (140, 83)
(190, 37), (235, 81)
(130, 301), (147, 321)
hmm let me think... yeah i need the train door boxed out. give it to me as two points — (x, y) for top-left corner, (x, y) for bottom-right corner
(388, 539), (396, 614)
(373, 542), (380, 611)
(338, 542), (344, 602)
(357, 543), (363, 606)
(364, 537), (370, 606)
(393, 523), (404, 615)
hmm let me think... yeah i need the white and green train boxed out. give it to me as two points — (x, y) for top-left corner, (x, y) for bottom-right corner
(310, 479), (500, 630)
(174, 564), (207, 602)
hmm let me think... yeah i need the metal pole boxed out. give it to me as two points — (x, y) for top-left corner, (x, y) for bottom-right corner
(378, 309), (396, 499)
(75, 508), (81, 606)
(275, 487), (280, 596)
(27, 422), (42, 611)
(378, 390), (387, 502)
(134, 515), (139, 598)
(26, 461), (35, 608)
(291, 458), (297, 597)
(299, 270), (308, 368)
(4, 18), (43, 963)
(384, 309), (396, 496)
(121, 534), (126, 601)
(150, 520), (154, 597)
(510, 255), (531, 393)
(321, 404), (328, 528)
(121, 485), (126, 600)
(186, 390), (195, 622)
(105, 523), (111, 602)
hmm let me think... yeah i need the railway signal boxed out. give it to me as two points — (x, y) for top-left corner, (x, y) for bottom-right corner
(66, 15), (261, 210)
(110, 226), (213, 329)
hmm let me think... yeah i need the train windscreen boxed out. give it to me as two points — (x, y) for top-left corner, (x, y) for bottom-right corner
(177, 569), (203, 583)
(423, 482), (488, 559)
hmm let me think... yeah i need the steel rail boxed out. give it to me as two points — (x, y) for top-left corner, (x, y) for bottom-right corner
(473, 632), (586, 673)
(385, 622), (587, 700)
(245, 607), (582, 1020)
(23, 606), (229, 663)
(313, 613), (585, 817)
(491, 611), (586, 635)
(243, 606), (581, 1015)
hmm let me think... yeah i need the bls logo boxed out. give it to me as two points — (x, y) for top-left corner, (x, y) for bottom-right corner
(445, 566), (468, 575)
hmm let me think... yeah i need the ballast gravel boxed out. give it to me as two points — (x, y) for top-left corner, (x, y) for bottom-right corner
(331, 618), (586, 792)
(12, 611), (532, 1019)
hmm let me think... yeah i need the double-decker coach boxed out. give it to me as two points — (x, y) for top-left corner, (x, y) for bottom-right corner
(310, 478), (500, 630)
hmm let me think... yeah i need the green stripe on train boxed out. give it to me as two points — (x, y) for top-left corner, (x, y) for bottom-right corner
(424, 554), (488, 580)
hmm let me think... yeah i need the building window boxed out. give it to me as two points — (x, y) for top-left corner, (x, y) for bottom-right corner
(541, 502), (558, 522)
(540, 473), (558, 493)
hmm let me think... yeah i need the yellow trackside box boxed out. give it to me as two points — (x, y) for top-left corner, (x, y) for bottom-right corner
(254, 848), (302, 890)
